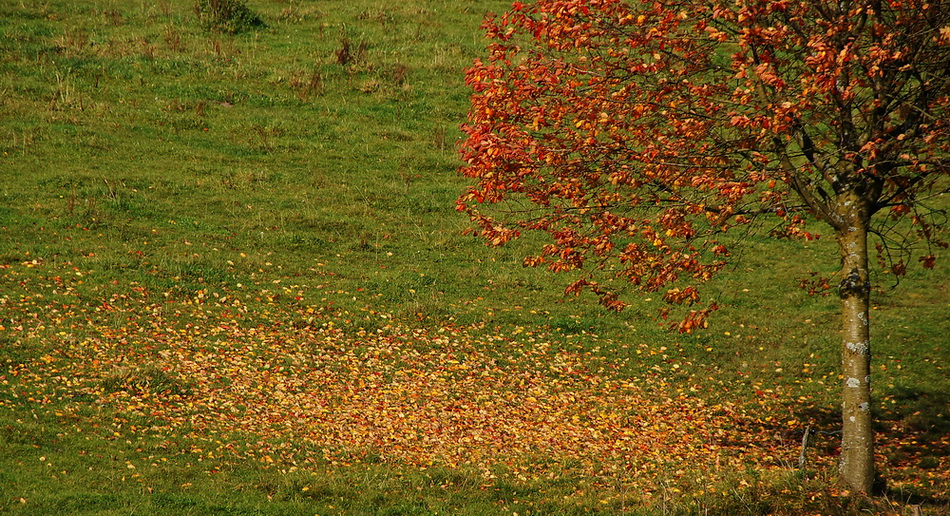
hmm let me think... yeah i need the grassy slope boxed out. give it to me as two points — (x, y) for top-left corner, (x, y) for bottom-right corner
(0, 1), (947, 514)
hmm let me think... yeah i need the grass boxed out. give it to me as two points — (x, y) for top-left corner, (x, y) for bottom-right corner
(0, 0), (948, 514)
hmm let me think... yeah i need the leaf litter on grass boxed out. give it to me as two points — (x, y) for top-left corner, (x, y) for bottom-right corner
(1, 260), (947, 504)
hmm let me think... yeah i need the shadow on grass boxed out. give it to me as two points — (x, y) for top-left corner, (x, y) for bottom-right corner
(773, 387), (950, 509)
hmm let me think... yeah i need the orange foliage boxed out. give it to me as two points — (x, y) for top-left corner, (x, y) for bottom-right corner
(458, 0), (950, 328)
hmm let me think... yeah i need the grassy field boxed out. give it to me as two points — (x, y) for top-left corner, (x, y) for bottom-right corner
(1, 0), (948, 514)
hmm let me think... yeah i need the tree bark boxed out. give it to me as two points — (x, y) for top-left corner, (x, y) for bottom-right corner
(836, 191), (875, 494)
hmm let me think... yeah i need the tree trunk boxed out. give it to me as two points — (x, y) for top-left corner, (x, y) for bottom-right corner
(836, 192), (875, 494)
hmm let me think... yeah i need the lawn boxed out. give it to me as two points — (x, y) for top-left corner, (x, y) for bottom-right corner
(0, 1), (947, 514)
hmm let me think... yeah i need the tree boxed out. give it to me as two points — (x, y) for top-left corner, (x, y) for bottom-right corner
(457, 0), (949, 494)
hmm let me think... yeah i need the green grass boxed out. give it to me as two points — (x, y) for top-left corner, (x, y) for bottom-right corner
(1, 1), (948, 514)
